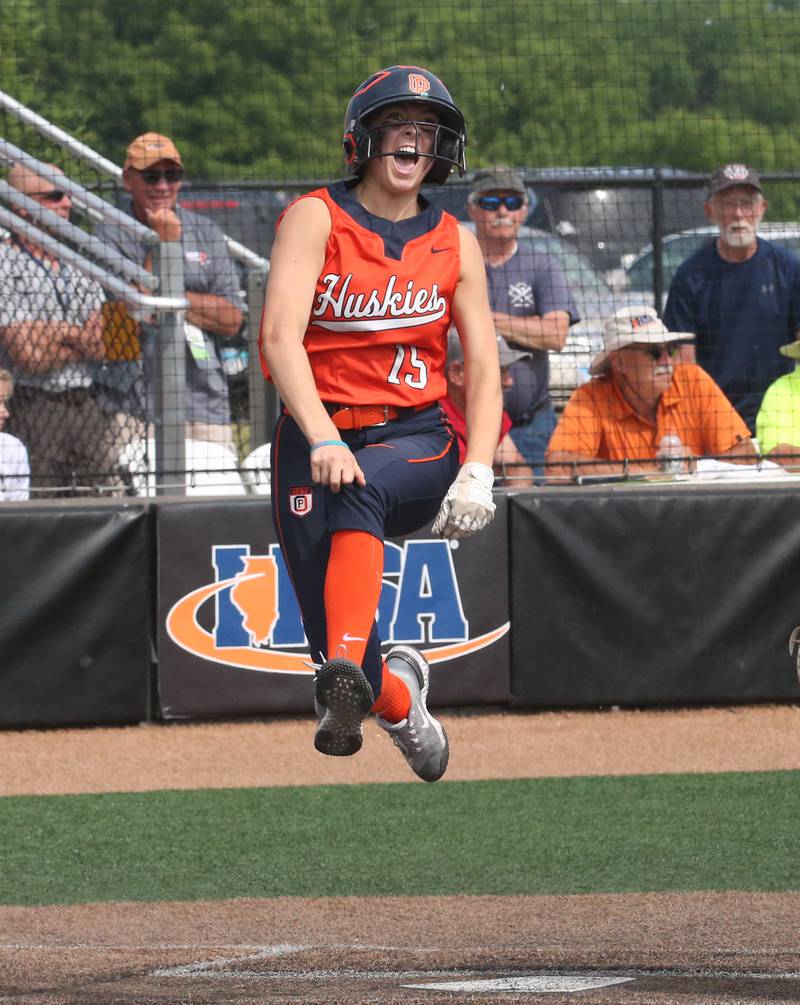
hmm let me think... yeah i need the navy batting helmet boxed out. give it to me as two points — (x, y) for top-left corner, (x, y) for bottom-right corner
(342, 65), (466, 185)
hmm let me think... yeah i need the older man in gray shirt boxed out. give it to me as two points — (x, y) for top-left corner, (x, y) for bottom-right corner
(467, 166), (579, 478)
(94, 132), (245, 449)
(0, 163), (125, 495)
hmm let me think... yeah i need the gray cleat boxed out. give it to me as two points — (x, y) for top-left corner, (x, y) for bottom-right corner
(314, 657), (375, 757)
(376, 645), (449, 782)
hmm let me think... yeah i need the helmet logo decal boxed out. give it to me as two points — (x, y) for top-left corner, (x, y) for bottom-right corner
(343, 65), (466, 183)
(408, 73), (431, 96)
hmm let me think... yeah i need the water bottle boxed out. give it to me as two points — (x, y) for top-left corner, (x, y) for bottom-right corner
(657, 434), (687, 475)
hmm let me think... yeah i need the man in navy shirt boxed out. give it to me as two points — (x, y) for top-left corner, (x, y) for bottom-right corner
(664, 163), (800, 432)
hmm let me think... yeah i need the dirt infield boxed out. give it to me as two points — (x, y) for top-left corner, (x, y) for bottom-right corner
(1, 704), (799, 1004)
(2, 891), (800, 1004)
(3, 703), (800, 796)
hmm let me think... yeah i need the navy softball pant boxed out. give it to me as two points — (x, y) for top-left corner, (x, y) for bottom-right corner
(270, 404), (459, 694)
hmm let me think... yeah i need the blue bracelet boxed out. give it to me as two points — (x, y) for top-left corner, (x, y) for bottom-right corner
(310, 439), (349, 452)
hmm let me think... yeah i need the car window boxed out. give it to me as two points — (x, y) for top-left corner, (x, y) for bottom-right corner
(626, 234), (711, 292)
(520, 234), (613, 298)
(663, 237), (691, 274)
(772, 234), (800, 255)
(625, 253), (653, 292)
(625, 228), (800, 297)
(178, 187), (291, 261)
(661, 235), (709, 282)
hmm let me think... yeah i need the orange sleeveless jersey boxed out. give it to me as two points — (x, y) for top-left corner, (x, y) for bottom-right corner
(260, 183), (461, 408)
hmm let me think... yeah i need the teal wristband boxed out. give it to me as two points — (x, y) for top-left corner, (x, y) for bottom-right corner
(310, 439), (348, 452)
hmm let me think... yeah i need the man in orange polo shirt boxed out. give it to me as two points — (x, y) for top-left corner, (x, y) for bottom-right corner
(546, 305), (756, 480)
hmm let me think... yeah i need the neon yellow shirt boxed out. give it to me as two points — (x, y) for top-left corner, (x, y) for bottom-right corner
(756, 367), (800, 454)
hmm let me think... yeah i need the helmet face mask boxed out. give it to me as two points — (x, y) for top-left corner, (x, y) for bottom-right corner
(347, 117), (463, 182)
(343, 66), (466, 185)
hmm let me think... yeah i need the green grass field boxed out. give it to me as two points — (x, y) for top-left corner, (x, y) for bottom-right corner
(2, 771), (797, 907)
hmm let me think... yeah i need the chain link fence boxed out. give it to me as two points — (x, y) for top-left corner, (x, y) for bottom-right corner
(3, 0), (800, 494)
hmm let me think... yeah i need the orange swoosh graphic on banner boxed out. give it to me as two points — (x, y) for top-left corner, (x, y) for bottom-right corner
(421, 622), (509, 663)
(167, 575), (509, 675)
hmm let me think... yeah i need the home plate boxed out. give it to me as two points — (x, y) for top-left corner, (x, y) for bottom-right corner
(402, 974), (635, 993)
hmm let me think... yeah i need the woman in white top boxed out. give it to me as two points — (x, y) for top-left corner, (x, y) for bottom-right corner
(0, 368), (30, 501)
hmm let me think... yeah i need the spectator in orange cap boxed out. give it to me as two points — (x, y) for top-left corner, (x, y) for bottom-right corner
(94, 132), (245, 449)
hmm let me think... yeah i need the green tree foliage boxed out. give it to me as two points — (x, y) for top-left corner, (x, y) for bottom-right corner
(0, 0), (41, 103)
(2, 0), (800, 190)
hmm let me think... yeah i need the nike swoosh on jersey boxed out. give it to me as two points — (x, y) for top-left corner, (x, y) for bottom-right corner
(431, 247), (451, 254)
(342, 632), (366, 642)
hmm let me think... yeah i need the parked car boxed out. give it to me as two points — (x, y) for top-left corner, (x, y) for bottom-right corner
(429, 167), (708, 273)
(529, 167), (708, 273)
(178, 184), (292, 263)
(607, 223), (800, 307)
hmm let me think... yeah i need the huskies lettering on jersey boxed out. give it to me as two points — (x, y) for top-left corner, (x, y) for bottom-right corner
(313, 273), (446, 332)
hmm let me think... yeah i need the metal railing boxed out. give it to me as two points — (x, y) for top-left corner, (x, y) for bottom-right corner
(0, 91), (275, 497)
(0, 145), (193, 494)
(0, 90), (269, 274)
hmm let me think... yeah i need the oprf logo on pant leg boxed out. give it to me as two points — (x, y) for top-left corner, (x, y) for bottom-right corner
(166, 539), (508, 674)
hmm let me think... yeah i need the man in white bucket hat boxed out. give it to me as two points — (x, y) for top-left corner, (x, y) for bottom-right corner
(546, 305), (756, 480)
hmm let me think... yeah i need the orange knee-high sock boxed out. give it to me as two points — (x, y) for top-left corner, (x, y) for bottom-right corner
(324, 529), (384, 667)
(370, 661), (412, 723)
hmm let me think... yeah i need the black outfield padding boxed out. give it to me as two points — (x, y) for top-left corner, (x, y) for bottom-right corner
(510, 484), (800, 708)
(0, 503), (152, 727)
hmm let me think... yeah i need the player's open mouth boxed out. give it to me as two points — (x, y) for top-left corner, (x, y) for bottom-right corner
(393, 145), (420, 173)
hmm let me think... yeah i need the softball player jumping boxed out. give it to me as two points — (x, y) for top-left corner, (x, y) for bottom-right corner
(260, 65), (501, 781)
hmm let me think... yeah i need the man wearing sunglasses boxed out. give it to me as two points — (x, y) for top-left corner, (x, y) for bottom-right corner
(546, 305), (756, 480)
(664, 163), (800, 433)
(94, 133), (244, 450)
(467, 166), (578, 480)
(0, 162), (127, 496)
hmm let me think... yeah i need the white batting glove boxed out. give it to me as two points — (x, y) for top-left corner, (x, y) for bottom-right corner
(432, 462), (496, 540)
